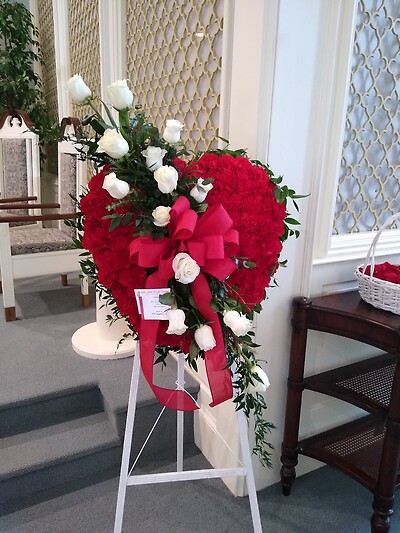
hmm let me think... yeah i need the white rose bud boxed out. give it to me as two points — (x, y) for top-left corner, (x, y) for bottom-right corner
(152, 206), (171, 227)
(141, 146), (167, 171)
(154, 165), (179, 194)
(223, 310), (252, 337)
(172, 252), (200, 284)
(195, 325), (216, 351)
(106, 79), (134, 110)
(247, 365), (270, 394)
(190, 178), (214, 203)
(66, 74), (92, 103)
(102, 172), (130, 200)
(163, 119), (184, 144)
(97, 129), (129, 159)
(166, 309), (188, 335)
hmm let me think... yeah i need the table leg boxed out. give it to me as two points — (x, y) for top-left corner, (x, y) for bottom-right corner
(371, 368), (400, 533)
(280, 297), (310, 495)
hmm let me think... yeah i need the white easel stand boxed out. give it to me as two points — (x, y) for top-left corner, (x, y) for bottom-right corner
(114, 343), (263, 533)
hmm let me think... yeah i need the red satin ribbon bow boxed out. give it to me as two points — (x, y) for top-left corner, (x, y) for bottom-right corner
(129, 196), (239, 411)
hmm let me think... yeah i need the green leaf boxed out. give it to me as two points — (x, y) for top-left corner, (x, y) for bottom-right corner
(210, 298), (220, 312)
(189, 340), (200, 361)
(285, 217), (301, 225)
(159, 292), (173, 306)
(89, 118), (107, 135)
(243, 261), (257, 269)
(196, 203), (208, 213)
(100, 99), (118, 129)
(188, 296), (198, 309)
(109, 216), (121, 232)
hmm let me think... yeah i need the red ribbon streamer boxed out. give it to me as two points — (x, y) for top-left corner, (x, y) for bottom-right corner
(129, 196), (239, 411)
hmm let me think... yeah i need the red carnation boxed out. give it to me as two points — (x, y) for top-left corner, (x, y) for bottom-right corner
(191, 153), (287, 308)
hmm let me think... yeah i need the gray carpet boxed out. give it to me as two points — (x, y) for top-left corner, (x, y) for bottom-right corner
(0, 274), (190, 413)
(1, 275), (399, 532)
(1, 453), (396, 533)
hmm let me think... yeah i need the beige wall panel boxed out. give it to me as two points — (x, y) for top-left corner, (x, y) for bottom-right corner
(126, 0), (224, 153)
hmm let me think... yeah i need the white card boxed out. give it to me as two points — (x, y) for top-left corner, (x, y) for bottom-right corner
(134, 288), (171, 320)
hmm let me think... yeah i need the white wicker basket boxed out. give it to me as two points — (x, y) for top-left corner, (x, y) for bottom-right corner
(354, 213), (400, 315)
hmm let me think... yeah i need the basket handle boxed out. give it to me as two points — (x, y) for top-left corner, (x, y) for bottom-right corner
(362, 212), (400, 278)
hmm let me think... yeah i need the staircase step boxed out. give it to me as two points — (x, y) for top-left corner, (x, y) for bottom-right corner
(0, 384), (102, 438)
(0, 412), (120, 505)
(0, 364), (199, 510)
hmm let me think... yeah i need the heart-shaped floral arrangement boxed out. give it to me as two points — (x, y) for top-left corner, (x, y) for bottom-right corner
(66, 74), (302, 467)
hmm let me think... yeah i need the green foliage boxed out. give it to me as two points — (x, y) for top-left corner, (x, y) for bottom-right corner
(0, 0), (52, 140)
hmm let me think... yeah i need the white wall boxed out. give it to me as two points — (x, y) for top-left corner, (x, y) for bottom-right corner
(194, 0), (326, 492)
(252, 0), (324, 487)
(224, 0), (400, 490)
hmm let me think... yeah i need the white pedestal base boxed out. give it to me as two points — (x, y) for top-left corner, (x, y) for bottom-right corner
(71, 322), (136, 360)
(71, 287), (136, 360)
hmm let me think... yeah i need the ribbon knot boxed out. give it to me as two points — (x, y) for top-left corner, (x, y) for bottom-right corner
(129, 196), (239, 411)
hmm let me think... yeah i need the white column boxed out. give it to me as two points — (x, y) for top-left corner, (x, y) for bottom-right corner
(98, 0), (126, 101)
(52, 0), (72, 120)
(0, 223), (16, 310)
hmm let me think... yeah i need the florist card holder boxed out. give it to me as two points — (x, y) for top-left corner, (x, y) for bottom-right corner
(113, 340), (263, 533)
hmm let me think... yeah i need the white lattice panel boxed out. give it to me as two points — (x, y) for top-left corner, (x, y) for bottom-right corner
(126, 0), (224, 153)
(334, 0), (400, 234)
(37, 0), (58, 122)
(68, 0), (101, 118)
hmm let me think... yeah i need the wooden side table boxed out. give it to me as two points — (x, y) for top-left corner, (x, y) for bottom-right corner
(280, 291), (400, 533)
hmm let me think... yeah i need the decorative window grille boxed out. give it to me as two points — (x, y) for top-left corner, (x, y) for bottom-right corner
(126, 0), (224, 153)
(333, 0), (399, 234)
(37, 0), (58, 122)
(68, 0), (101, 118)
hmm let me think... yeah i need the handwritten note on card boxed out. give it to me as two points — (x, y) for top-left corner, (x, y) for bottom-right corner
(134, 288), (171, 320)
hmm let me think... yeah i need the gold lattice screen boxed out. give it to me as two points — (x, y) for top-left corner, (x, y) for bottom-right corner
(334, 0), (400, 234)
(68, 0), (101, 119)
(37, 0), (58, 122)
(126, 0), (224, 153)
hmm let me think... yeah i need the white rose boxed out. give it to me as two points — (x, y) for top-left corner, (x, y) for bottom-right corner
(102, 172), (130, 200)
(97, 129), (129, 159)
(106, 79), (134, 110)
(141, 146), (167, 171)
(247, 365), (270, 394)
(154, 165), (179, 194)
(172, 252), (200, 284)
(166, 309), (188, 335)
(163, 119), (184, 144)
(66, 74), (92, 103)
(190, 178), (214, 203)
(223, 310), (252, 337)
(152, 206), (171, 227)
(195, 325), (216, 351)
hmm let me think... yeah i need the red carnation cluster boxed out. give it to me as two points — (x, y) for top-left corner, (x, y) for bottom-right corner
(80, 168), (146, 328)
(191, 154), (287, 307)
(80, 154), (287, 345)
(80, 167), (193, 351)
(364, 262), (400, 284)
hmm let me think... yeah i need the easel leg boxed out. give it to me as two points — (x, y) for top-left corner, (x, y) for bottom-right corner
(114, 348), (141, 533)
(113, 348), (262, 533)
(177, 352), (185, 471)
(236, 408), (263, 533)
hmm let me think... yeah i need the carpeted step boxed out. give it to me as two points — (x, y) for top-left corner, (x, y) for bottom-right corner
(0, 384), (102, 438)
(0, 411), (120, 505)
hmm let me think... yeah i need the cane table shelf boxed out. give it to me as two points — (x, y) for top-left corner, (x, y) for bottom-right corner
(280, 291), (400, 533)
